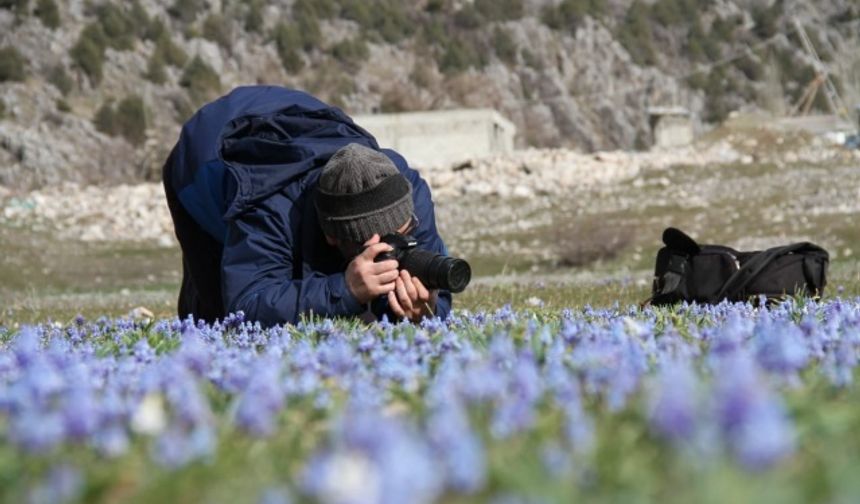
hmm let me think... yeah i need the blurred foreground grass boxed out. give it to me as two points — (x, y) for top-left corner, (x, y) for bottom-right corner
(3, 298), (860, 504)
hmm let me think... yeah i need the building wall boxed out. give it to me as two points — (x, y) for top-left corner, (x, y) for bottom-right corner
(353, 109), (516, 168)
(653, 116), (694, 149)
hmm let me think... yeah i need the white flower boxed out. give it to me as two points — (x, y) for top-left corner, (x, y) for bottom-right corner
(131, 394), (167, 435)
(319, 451), (380, 504)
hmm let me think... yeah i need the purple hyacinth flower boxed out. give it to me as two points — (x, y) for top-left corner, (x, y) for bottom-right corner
(823, 339), (857, 387)
(153, 425), (216, 468)
(13, 325), (42, 366)
(564, 403), (595, 454)
(754, 319), (808, 377)
(303, 410), (443, 504)
(10, 410), (65, 453)
(235, 360), (284, 437)
(92, 423), (130, 458)
(427, 403), (486, 493)
(61, 386), (100, 440)
(28, 465), (83, 504)
(711, 353), (796, 469)
(648, 361), (699, 442)
(733, 397), (795, 470)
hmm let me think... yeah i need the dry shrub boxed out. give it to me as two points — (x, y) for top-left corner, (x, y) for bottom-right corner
(379, 85), (427, 113)
(443, 72), (504, 109)
(553, 220), (635, 268)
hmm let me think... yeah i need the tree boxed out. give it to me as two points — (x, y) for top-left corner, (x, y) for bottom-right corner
(202, 14), (232, 50)
(180, 56), (221, 106)
(153, 25), (188, 68)
(115, 95), (148, 145)
(493, 27), (517, 65)
(294, 10), (322, 50)
(293, 0), (336, 19)
(752, 1), (782, 39)
(168, 0), (204, 23)
(340, 0), (372, 28)
(0, 46), (26, 82)
(475, 0), (523, 21)
(542, 0), (604, 33)
(371, 0), (411, 43)
(129, 0), (152, 39)
(94, 100), (117, 135)
(146, 51), (167, 84)
(1, 0), (29, 21)
(96, 3), (136, 50)
(47, 64), (73, 95)
(453, 4), (482, 30)
(35, 0), (60, 29)
(439, 37), (481, 74)
(734, 55), (764, 81)
(651, 0), (683, 27)
(272, 22), (304, 73)
(617, 1), (657, 66)
(330, 38), (369, 69)
(70, 24), (106, 84)
(244, 0), (263, 33)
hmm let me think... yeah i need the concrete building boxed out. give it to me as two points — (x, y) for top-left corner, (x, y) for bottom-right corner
(353, 109), (516, 167)
(648, 107), (694, 149)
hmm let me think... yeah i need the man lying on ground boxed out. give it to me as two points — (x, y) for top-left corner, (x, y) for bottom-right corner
(162, 86), (452, 327)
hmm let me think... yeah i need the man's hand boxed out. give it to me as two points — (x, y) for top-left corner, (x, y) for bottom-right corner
(345, 234), (400, 304)
(388, 270), (438, 323)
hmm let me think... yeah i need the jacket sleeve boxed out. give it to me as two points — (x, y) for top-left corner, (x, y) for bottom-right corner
(220, 196), (364, 327)
(378, 149), (453, 321)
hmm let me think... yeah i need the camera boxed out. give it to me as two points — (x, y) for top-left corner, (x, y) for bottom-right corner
(374, 233), (471, 293)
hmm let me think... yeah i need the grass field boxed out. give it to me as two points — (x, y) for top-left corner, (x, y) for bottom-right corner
(2, 122), (860, 502)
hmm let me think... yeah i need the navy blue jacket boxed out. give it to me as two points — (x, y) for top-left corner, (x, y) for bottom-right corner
(164, 86), (452, 326)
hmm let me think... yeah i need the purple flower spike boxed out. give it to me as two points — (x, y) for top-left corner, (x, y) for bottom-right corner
(14, 326), (42, 366)
(235, 360), (285, 437)
(303, 410), (443, 504)
(28, 465), (83, 504)
(648, 361), (699, 442)
(734, 398), (795, 470)
(10, 410), (65, 453)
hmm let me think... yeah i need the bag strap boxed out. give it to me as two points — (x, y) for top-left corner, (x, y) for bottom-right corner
(710, 242), (814, 303)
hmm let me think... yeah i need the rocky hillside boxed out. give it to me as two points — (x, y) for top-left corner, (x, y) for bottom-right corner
(1, 0), (858, 189)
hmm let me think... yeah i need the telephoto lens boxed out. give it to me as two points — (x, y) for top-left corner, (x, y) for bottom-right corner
(373, 233), (472, 293)
(397, 249), (471, 293)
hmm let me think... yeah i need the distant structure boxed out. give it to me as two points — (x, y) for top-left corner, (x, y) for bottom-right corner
(353, 109), (516, 167)
(647, 106), (694, 149)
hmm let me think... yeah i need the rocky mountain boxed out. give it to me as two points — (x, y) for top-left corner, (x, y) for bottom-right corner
(0, 0), (858, 190)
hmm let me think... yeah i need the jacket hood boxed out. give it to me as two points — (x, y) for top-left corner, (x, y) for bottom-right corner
(219, 104), (379, 220)
(167, 86), (380, 243)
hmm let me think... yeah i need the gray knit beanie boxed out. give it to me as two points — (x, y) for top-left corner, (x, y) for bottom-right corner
(315, 143), (414, 243)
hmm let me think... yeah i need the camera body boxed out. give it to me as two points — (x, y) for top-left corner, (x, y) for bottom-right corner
(375, 233), (471, 293)
(375, 233), (419, 262)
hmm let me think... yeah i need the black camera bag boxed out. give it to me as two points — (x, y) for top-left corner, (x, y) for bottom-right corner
(649, 228), (829, 306)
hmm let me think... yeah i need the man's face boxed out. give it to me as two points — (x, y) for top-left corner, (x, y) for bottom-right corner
(327, 215), (417, 260)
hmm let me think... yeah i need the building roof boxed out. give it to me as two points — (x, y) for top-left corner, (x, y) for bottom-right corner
(354, 108), (517, 134)
(647, 106), (690, 117)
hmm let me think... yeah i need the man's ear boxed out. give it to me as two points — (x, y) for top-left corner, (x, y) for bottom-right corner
(324, 234), (338, 246)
